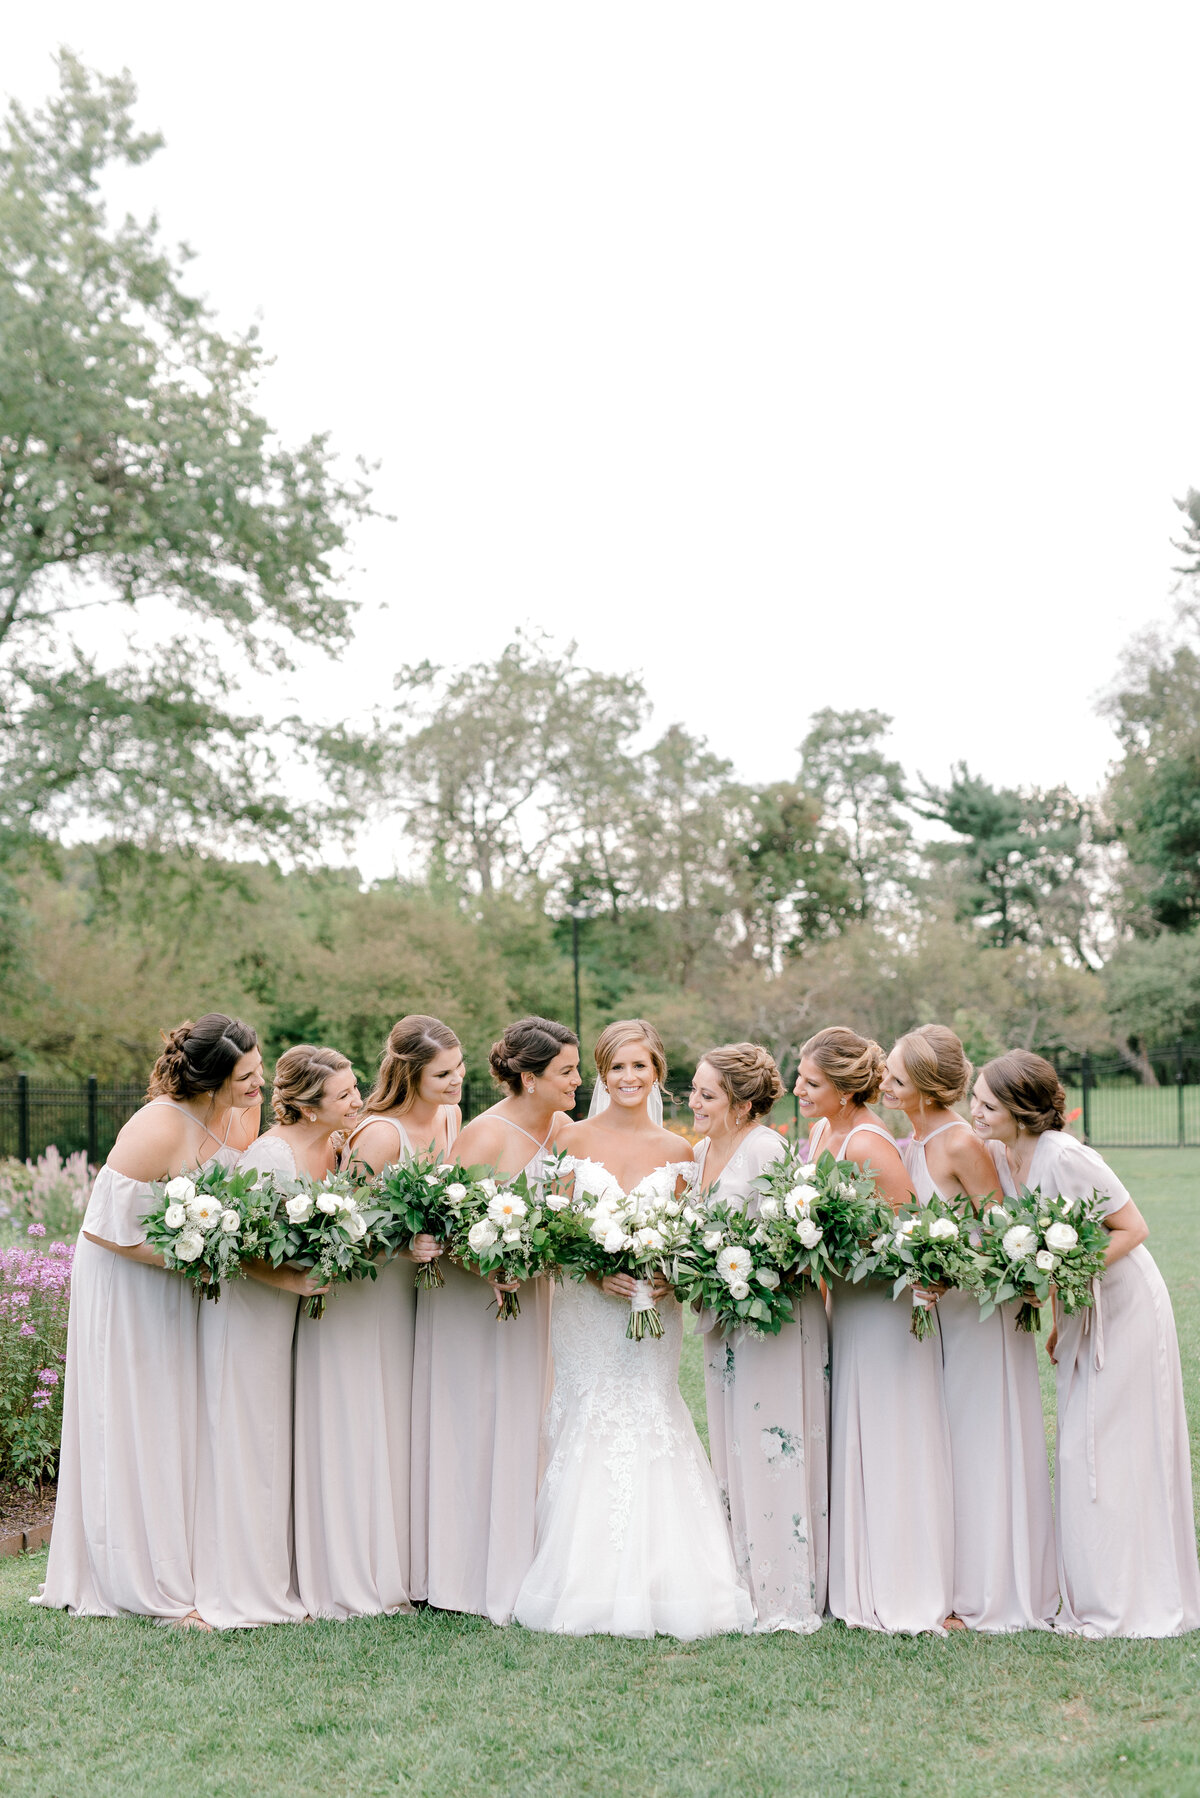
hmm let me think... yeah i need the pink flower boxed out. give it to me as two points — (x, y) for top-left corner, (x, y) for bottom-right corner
(37, 1368), (60, 1387)
(19, 1323), (36, 1337)
(27, 1223), (46, 1238)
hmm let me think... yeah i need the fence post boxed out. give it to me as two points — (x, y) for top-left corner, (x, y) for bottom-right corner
(1177, 1039), (1186, 1149)
(87, 1075), (99, 1166)
(16, 1072), (29, 1163)
(1080, 1053), (1092, 1144)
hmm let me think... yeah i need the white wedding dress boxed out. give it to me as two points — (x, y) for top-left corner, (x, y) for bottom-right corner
(513, 1160), (754, 1639)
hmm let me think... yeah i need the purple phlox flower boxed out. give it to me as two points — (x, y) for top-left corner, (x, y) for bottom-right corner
(31, 1395), (50, 1410)
(9, 1291), (30, 1308)
(19, 1323), (36, 1337)
(27, 1223), (46, 1238)
(37, 1368), (60, 1386)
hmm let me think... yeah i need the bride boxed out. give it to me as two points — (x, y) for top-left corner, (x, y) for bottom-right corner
(513, 1018), (754, 1639)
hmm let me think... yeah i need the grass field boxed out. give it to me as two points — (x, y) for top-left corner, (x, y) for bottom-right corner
(1, 1151), (1197, 1797)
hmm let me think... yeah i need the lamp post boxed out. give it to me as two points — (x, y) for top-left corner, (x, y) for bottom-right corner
(570, 903), (585, 1044)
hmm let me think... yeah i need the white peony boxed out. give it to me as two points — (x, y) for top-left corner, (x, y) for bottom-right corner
(1035, 1249), (1057, 1271)
(174, 1228), (205, 1263)
(633, 1226), (664, 1252)
(928, 1217), (959, 1241)
(164, 1202), (187, 1230)
(220, 1209), (240, 1234)
(757, 1197), (780, 1221)
(1045, 1221), (1078, 1253)
(286, 1195), (315, 1225)
(487, 1191), (527, 1226)
(717, 1245), (754, 1286)
(703, 1230), (724, 1252)
(797, 1218), (824, 1249)
(317, 1192), (340, 1214)
(445, 1183), (467, 1201)
(758, 1267), (781, 1290)
(1002, 1224), (1038, 1261)
(601, 1226), (627, 1255)
(187, 1196), (222, 1233)
(341, 1210), (368, 1243)
(468, 1219), (498, 1253)
(728, 1280), (751, 1301)
(164, 1176), (197, 1204)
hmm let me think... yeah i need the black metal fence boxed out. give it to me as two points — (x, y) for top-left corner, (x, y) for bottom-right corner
(0, 1076), (146, 1164)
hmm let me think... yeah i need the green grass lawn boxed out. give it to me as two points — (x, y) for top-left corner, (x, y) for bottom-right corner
(1, 1153), (1198, 1798)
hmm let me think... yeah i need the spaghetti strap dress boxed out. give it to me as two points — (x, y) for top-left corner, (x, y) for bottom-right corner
(410, 1118), (554, 1624)
(35, 1102), (235, 1618)
(825, 1117), (955, 1634)
(997, 1132), (1200, 1637)
(192, 1133), (305, 1627)
(901, 1126), (1057, 1631)
(696, 1127), (829, 1632)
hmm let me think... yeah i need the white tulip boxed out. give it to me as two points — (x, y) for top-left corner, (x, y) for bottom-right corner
(437, 1164), (455, 1174)
(342, 1211), (368, 1242)
(681, 1206), (700, 1226)
(987, 1205), (1011, 1227)
(502, 1227), (522, 1245)
(164, 1202), (187, 1230)
(544, 1192), (569, 1212)
(164, 1176), (197, 1204)
(1001, 1224), (1038, 1261)
(478, 1178), (498, 1199)
(1045, 1222), (1078, 1253)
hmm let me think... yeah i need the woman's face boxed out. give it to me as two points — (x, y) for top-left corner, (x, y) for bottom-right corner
(603, 1041), (658, 1111)
(222, 1048), (264, 1112)
(529, 1044), (582, 1112)
(418, 1046), (465, 1108)
(880, 1048), (920, 1118)
(314, 1066), (362, 1133)
(792, 1055), (842, 1123)
(970, 1074), (1015, 1145)
(689, 1060), (738, 1136)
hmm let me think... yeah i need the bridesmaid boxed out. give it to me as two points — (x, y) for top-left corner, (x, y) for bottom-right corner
(974, 1050), (1200, 1638)
(326, 1015), (464, 1618)
(413, 1016), (580, 1624)
(36, 1015), (262, 1624)
(799, 1025), (956, 1636)
(193, 1046), (356, 1628)
(691, 1043), (828, 1633)
(882, 1026), (1058, 1632)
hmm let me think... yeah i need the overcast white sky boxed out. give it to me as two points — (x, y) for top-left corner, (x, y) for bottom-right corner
(8, 4), (1200, 876)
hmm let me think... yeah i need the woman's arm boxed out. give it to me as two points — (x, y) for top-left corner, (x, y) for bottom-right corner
(856, 1138), (913, 1209)
(1098, 1198), (1148, 1268)
(82, 1233), (167, 1268)
(943, 1130), (1003, 1206)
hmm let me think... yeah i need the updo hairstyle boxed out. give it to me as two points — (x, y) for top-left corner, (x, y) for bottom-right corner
(594, 1018), (669, 1088)
(147, 1014), (258, 1101)
(272, 1045), (354, 1126)
(800, 1026), (887, 1106)
(893, 1025), (972, 1108)
(363, 1015), (461, 1116)
(699, 1042), (784, 1122)
(490, 1017), (579, 1095)
(979, 1049), (1067, 1135)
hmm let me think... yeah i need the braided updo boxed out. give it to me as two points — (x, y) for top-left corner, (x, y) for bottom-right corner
(146, 1014), (258, 1101)
(800, 1026), (887, 1106)
(697, 1042), (784, 1122)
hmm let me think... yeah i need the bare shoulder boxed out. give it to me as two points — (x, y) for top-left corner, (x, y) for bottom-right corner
(227, 1105), (262, 1153)
(660, 1127), (694, 1162)
(555, 1119), (593, 1153)
(108, 1103), (185, 1182)
(347, 1117), (404, 1175)
(453, 1110), (510, 1165)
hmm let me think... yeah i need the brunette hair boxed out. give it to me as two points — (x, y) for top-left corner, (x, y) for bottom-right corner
(489, 1017), (579, 1095)
(363, 1015), (461, 1116)
(893, 1024), (972, 1108)
(594, 1018), (669, 1089)
(978, 1049), (1067, 1135)
(800, 1025), (887, 1106)
(698, 1042), (783, 1122)
(147, 1014), (258, 1101)
(272, 1045), (354, 1126)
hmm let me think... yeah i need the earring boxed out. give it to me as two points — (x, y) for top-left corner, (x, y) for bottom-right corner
(839, 1093), (849, 1110)
(524, 1078), (534, 1094)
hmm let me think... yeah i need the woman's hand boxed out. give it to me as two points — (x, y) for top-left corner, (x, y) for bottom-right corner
(246, 1260), (331, 1299)
(490, 1277), (521, 1296)
(1045, 1323), (1059, 1365)
(595, 1272), (671, 1301)
(399, 1233), (443, 1266)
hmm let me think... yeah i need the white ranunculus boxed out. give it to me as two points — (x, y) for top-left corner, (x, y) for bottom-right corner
(468, 1219), (498, 1253)
(164, 1202), (187, 1229)
(1002, 1224), (1038, 1261)
(286, 1195), (315, 1225)
(544, 1192), (569, 1212)
(928, 1217), (959, 1241)
(601, 1226), (627, 1255)
(501, 1227), (522, 1245)
(445, 1182), (467, 1201)
(164, 1176), (197, 1204)
(1045, 1221), (1078, 1253)
(478, 1178), (498, 1199)
(1035, 1249), (1057, 1271)
(342, 1211), (368, 1242)
(758, 1267), (781, 1290)
(220, 1209), (240, 1234)
(487, 1192), (526, 1225)
(757, 1197), (780, 1221)
(703, 1230), (724, 1252)
(174, 1228), (205, 1263)
(728, 1280), (751, 1301)
(717, 1245), (753, 1285)
(317, 1192), (340, 1214)
(797, 1218), (824, 1249)
(187, 1197), (222, 1232)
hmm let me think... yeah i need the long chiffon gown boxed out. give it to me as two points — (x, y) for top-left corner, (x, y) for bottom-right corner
(901, 1124), (1058, 1631)
(696, 1126), (829, 1632)
(35, 1102), (238, 1618)
(514, 1159), (754, 1638)
(996, 1131), (1200, 1638)
(192, 1134), (305, 1627)
(290, 1112), (453, 1619)
(410, 1118), (553, 1625)
(824, 1117), (956, 1634)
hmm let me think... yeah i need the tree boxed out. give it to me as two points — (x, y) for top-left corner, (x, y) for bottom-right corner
(798, 709), (911, 920)
(730, 780), (851, 963)
(0, 54), (373, 858)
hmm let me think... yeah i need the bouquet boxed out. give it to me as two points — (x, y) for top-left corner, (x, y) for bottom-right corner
(751, 1147), (889, 1289)
(548, 1156), (694, 1340)
(673, 1200), (794, 1338)
(851, 1196), (982, 1340)
(367, 1153), (462, 1289)
(140, 1164), (270, 1301)
(973, 1187), (1109, 1332)
(443, 1167), (558, 1320)
(256, 1169), (375, 1318)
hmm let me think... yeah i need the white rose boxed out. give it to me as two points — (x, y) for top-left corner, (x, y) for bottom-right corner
(797, 1218), (824, 1249)
(341, 1210), (368, 1243)
(164, 1202), (187, 1229)
(1045, 1221), (1078, 1253)
(728, 1280), (751, 1301)
(424, 1174), (439, 1187)
(186, 1197), (222, 1232)
(174, 1228), (205, 1263)
(757, 1197), (780, 1221)
(468, 1219), (499, 1253)
(445, 1183), (467, 1201)
(928, 1217), (959, 1241)
(717, 1245), (753, 1285)
(478, 1178), (498, 1199)
(502, 1228), (522, 1245)
(317, 1192), (340, 1214)
(1002, 1224), (1038, 1261)
(220, 1209), (240, 1234)
(703, 1230), (724, 1252)
(437, 1163), (455, 1174)
(1035, 1249), (1057, 1271)
(164, 1176), (197, 1204)
(758, 1267), (781, 1290)
(286, 1195), (315, 1225)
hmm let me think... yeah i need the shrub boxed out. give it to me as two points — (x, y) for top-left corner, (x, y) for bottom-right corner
(0, 1147), (92, 1243)
(0, 1233), (73, 1489)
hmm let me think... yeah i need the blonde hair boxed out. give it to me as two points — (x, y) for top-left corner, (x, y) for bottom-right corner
(364, 1015), (460, 1116)
(594, 1018), (669, 1089)
(893, 1025), (972, 1108)
(698, 1043), (783, 1122)
(800, 1026), (886, 1106)
(272, 1045), (353, 1126)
